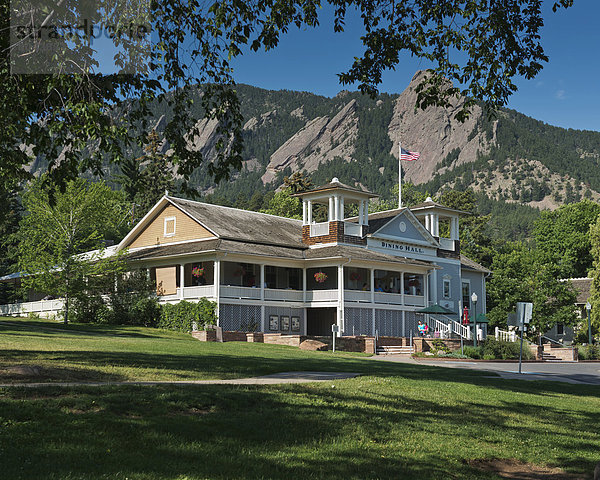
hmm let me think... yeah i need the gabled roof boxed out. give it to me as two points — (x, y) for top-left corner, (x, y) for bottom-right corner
(460, 255), (491, 274)
(119, 195), (305, 251)
(168, 197), (305, 248)
(347, 208), (439, 247)
(566, 277), (591, 304)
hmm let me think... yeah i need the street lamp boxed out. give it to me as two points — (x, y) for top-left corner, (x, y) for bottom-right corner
(586, 301), (592, 345)
(471, 292), (478, 347)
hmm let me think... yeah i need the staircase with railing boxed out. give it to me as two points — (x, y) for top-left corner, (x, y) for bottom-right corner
(423, 315), (471, 339)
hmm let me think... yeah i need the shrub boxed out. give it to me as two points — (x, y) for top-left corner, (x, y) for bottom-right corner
(578, 345), (600, 360)
(430, 338), (451, 355)
(463, 346), (483, 359)
(158, 299), (217, 332)
(483, 338), (534, 360)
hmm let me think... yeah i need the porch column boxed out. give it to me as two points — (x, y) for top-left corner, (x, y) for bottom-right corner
(337, 264), (344, 337)
(334, 195), (340, 221)
(402, 310), (406, 337)
(179, 263), (185, 300)
(425, 214), (430, 232)
(400, 272), (405, 305)
(260, 264), (265, 300)
(329, 196), (334, 221)
(302, 200), (307, 225)
(307, 200), (313, 224)
(214, 259), (221, 326)
(431, 269), (437, 306)
(302, 268), (307, 303)
(339, 196), (345, 221)
(370, 268), (375, 304)
(358, 200), (364, 225)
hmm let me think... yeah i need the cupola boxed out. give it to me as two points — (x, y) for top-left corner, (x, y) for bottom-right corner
(410, 197), (469, 253)
(293, 177), (378, 246)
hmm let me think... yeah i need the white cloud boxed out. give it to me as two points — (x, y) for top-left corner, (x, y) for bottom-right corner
(555, 89), (566, 100)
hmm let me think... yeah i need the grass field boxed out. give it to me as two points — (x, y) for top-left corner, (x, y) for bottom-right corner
(1, 317), (599, 479)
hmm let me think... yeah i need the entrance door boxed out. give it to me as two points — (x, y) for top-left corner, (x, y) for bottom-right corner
(306, 307), (336, 336)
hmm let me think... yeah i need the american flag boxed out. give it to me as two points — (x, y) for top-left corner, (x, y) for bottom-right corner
(400, 147), (420, 161)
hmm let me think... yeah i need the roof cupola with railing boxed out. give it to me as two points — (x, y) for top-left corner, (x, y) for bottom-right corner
(293, 177), (378, 246)
(410, 197), (469, 253)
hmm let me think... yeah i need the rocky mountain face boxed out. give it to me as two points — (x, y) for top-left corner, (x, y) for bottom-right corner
(29, 71), (600, 212)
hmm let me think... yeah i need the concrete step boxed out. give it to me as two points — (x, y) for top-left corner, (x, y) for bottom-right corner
(541, 353), (563, 361)
(376, 345), (414, 355)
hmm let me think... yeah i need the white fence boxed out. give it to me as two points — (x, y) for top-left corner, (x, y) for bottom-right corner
(495, 327), (517, 342)
(0, 299), (64, 317)
(343, 222), (363, 237)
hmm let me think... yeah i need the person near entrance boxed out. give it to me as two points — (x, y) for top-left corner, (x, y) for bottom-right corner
(418, 321), (428, 337)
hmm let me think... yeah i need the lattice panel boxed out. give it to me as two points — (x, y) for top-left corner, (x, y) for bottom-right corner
(219, 304), (261, 332)
(375, 309), (403, 337)
(344, 307), (373, 336)
(405, 311), (420, 337)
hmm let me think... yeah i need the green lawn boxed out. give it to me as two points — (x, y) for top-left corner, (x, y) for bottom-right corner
(1, 317), (599, 479)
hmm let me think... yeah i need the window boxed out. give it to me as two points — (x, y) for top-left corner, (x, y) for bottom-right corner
(164, 216), (176, 237)
(557, 323), (564, 335)
(404, 274), (424, 296)
(443, 279), (451, 299)
(462, 282), (470, 309)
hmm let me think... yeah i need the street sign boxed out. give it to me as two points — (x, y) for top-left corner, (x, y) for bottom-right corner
(516, 302), (533, 325)
(331, 324), (339, 333)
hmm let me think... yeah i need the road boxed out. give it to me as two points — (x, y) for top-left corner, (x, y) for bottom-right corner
(372, 356), (600, 385)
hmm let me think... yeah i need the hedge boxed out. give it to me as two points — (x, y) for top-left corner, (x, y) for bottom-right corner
(158, 299), (217, 332)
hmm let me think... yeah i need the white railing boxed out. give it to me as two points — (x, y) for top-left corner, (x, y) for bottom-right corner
(343, 222), (363, 237)
(439, 237), (455, 251)
(345, 290), (371, 303)
(0, 299), (64, 317)
(310, 222), (329, 237)
(404, 294), (425, 307)
(424, 316), (451, 338)
(221, 286), (261, 300)
(182, 285), (215, 299)
(495, 327), (517, 342)
(374, 292), (403, 305)
(305, 289), (338, 302)
(451, 320), (471, 339)
(264, 289), (303, 302)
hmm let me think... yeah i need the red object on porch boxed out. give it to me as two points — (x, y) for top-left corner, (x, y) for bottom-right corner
(462, 306), (469, 325)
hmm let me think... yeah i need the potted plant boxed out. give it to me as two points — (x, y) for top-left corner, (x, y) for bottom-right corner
(314, 271), (328, 283)
(192, 266), (204, 278)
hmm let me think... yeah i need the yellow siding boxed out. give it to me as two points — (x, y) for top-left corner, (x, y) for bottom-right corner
(127, 204), (213, 249)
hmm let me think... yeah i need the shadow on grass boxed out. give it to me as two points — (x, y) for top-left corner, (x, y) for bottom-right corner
(0, 383), (598, 480)
(0, 319), (158, 339)
(2, 347), (600, 399)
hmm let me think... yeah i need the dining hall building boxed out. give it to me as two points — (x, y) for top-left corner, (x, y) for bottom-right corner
(1, 178), (490, 338)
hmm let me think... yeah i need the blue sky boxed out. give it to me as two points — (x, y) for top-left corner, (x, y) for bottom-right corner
(230, 2), (600, 132)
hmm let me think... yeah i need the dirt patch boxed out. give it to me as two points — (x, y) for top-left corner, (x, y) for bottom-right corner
(469, 458), (586, 480)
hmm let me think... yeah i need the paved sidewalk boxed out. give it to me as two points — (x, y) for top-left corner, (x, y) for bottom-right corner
(0, 371), (360, 388)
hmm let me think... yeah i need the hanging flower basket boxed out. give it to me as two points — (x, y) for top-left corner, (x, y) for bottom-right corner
(314, 271), (328, 283)
(407, 277), (419, 287)
(192, 266), (204, 278)
(350, 272), (361, 281)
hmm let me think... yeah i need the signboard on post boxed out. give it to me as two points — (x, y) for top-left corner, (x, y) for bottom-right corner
(515, 302), (532, 374)
(332, 324), (339, 352)
(516, 302), (533, 325)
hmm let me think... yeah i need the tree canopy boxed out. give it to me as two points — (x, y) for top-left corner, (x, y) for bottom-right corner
(1, 0), (574, 190)
(16, 178), (130, 323)
(533, 200), (600, 279)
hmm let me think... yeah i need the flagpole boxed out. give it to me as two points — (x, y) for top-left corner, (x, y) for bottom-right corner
(398, 142), (402, 209)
